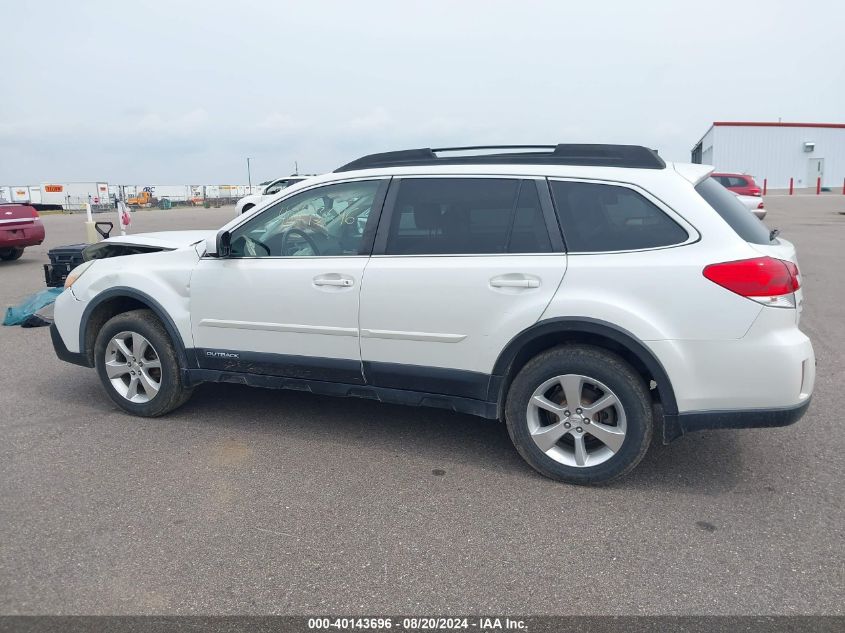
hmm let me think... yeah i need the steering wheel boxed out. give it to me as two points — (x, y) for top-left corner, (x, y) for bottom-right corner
(280, 227), (321, 256)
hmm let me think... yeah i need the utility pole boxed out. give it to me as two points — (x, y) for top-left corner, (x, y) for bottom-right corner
(246, 157), (253, 191)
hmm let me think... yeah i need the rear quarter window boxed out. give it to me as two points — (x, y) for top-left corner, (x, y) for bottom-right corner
(695, 178), (772, 245)
(549, 180), (689, 252)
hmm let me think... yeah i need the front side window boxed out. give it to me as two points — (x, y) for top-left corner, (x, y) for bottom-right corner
(384, 178), (552, 255)
(549, 180), (689, 252)
(229, 180), (381, 257)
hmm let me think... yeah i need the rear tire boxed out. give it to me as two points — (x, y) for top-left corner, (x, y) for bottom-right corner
(505, 345), (652, 485)
(0, 248), (24, 261)
(94, 309), (193, 417)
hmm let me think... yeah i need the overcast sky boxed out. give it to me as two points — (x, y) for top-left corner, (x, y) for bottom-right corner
(2, 0), (843, 185)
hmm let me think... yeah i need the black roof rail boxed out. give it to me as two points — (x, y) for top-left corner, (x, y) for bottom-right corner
(334, 144), (665, 172)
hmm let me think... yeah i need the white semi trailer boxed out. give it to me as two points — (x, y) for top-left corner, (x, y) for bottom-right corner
(40, 182), (110, 211)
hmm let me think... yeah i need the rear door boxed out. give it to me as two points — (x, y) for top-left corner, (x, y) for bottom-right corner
(358, 176), (567, 400)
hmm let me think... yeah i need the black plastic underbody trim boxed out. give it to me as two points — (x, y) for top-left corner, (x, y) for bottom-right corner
(50, 323), (91, 367)
(183, 368), (498, 419)
(362, 360), (490, 400)
(195, 348), (364, 384)
(665, 398), (812, 441)
(70, 295), (808, 441)
(62, 308), (810, 436)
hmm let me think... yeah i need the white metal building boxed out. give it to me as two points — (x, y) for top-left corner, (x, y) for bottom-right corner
(691, 122), (845, 189)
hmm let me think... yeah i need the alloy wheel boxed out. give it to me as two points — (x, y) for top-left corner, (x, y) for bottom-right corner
(104, 331), (162, 403)
(526, 374), (627, 467)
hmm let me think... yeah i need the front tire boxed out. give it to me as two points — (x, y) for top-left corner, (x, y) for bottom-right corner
(94, 309), (192, 416)
(505, 345), (653, 485)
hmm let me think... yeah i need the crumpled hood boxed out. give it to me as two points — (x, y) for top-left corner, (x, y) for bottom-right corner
(103, 230), (215, 249)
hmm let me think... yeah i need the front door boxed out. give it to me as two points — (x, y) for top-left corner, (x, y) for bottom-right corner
(807, 158), (824, 189)
(190, 178), (387, 383)
(358, 176), (567, 400)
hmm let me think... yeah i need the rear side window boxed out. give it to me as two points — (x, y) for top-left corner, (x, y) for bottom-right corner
(695, 178), (772, 245)
(385, 178), (552, 255)
(549, 181), (689, 252)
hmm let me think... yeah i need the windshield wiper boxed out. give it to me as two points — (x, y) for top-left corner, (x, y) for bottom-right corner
(769, 228), (780, 241)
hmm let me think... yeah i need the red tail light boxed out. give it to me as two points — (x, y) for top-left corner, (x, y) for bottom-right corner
(749, 189), (762, 197)
(29, 206), (39, 218)
(782, 260), (801, 291)
(757, 201), (765, 209)
(703, 257), (800, 306)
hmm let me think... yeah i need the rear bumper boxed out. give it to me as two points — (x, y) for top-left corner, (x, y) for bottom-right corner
(647, 311), (815, 412)
(663, 397), (811, 442)
(0, 223), (45, 249)
(50, 323), (91, 367)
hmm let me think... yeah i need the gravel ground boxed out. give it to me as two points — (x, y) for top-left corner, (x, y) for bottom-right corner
(0, 198), (843, 615)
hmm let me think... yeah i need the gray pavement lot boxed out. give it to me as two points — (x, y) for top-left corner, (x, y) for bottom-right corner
(1, 199), (843, 615)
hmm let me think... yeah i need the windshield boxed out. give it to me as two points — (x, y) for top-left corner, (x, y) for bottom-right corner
(695, 178), (773, 245)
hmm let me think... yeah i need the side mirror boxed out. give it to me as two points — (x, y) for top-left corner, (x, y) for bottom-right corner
(216, 230), (232, 257)
(204, 235), (218, 256)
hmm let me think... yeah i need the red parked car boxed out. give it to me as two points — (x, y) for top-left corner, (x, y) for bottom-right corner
(0, 204), (46, 261)
(711, 172), (762, 197)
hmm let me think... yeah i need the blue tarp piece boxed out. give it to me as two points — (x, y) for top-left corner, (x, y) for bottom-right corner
(3, 287), (63, 326)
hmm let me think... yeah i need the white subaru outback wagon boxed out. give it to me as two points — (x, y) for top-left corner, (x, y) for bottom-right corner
(51, 144), (815, 484)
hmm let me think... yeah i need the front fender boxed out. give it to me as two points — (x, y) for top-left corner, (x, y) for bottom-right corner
(73, 248), (199, 366)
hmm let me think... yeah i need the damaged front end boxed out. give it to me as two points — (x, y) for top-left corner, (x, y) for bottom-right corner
(44, 230), (214, 288)
(44, 242), (174, 287)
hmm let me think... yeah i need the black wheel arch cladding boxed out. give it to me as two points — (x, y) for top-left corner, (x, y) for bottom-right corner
(491, 316), (678, 416)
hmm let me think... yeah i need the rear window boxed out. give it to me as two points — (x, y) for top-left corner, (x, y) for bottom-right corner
(695, 178), (772, 245)
(549, 181), (689, 252)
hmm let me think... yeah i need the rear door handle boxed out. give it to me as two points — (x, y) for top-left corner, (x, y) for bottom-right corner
(490, 276), (540, 288)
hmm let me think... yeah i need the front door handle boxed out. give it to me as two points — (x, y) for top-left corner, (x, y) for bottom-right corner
(313, 275), (354, 287)
(490, 276), (540, 289)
